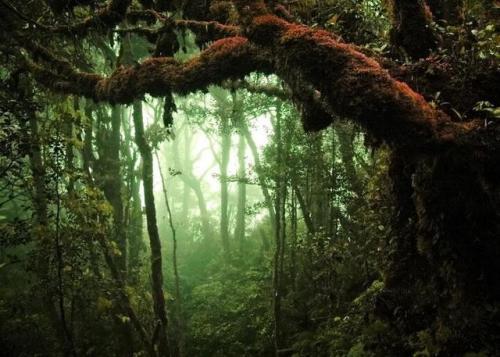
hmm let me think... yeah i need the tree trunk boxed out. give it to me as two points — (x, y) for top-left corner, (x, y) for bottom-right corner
(272, 102), (287, 355)
(155, 152), (185, 357)
(376, 145), (500, 354)
(95, 105), (127, 273)
(132, 100), (171, 357)
(121, 108), (145, 280)
(220, 113), (231, 258)
(234, 104), (247, 253)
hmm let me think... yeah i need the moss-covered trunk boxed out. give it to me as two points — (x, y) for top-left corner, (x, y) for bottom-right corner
(379, 145), (500, 354)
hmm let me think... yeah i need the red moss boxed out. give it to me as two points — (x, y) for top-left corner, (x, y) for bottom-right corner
(31, 36), (270, 103)
(247, 14), (450, 146)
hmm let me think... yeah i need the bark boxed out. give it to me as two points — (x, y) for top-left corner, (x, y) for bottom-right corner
(155, 151), (185, 357)
(121, 109), (145, 279)
(97, 106), (127, 273)
(132, 101), (171, 357)
(292, 184), (315, 235)
(220, 110), (231, 258)
(234, 94), (246, 252)
(272, 101), (286, 355)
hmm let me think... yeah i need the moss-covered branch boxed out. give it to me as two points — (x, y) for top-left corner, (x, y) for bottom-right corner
(243, 13), (469, 146)
(24, 37), (272, 103)
(21, 3), (480, 148)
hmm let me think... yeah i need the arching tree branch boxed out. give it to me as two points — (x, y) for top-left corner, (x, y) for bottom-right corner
(243, 14), (471, 145)
(24, 37), (273, 103)
(19, 5), (479, 149)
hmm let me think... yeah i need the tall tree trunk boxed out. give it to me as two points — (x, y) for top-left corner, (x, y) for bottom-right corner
(122, 109), (144, 280)
(234, 114), (246, 253)
(220, 113), (231, 258)
(241, 121), (276, 229)
(83, 103), (144, 356)
(53, 122), (77, 356)
(132, 101), (171, 357)
(234, 132), (246, 252)
(155, 152), (185, 357)
(95, 106), (127, 273)
(272, 102), (286, 355)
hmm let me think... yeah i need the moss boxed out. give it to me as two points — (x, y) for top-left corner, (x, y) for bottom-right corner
(247, 14), (447, 146)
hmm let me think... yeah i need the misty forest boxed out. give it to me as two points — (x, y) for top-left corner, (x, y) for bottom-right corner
(0, 0), (499, 356)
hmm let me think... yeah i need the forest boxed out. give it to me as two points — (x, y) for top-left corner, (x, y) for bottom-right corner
(0, 0), (498, 356)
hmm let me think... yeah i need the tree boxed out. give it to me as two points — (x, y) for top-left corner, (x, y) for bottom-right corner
(1, 0), (498, 354)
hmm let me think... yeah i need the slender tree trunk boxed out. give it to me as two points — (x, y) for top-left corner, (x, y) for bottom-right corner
(242, 121), (276, 229)
(272, 102), (286, 355)
(181, 129), (191, 219)
(132, 101), (171, 357)
(220, 114), (231, 258)
(122, 110), (144, 280)
(234, 129), (246, 253)
(53, 123), (77, 356)
(155, 152), (185, 357)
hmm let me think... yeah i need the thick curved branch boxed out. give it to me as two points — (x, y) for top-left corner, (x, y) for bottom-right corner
(243, 14), (474, 146)
(22, 4), (478, 148)
(25, 37), (272, 103)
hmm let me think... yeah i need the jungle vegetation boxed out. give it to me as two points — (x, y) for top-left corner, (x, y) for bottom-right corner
(0, 0), (499, 356)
